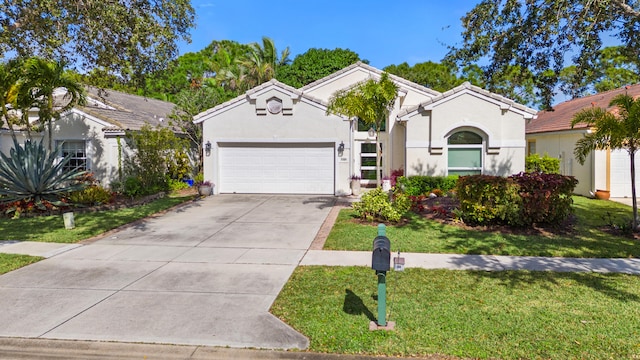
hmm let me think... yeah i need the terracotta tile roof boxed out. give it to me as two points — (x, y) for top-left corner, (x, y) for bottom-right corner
(526, 84), (640, 134)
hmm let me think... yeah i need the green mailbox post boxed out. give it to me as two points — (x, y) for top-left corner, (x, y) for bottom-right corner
(371, 223), (394, 330)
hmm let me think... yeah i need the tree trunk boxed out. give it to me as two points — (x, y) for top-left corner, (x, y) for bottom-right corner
(630, 148), (638, 230)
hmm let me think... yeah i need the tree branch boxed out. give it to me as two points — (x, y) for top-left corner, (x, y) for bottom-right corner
(610, 0), (640, 18)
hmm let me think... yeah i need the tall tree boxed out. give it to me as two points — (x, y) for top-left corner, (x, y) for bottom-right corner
(277, 48), (362, 88)
(22, 58), (86, 150)
(571, 93), (640, 230)
(448, 1), (640, 109)
(326, 73), (399, 187)
(1, 0), (195, 87)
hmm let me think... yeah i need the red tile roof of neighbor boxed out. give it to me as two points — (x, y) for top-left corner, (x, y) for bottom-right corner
(526, 84), (640, 134)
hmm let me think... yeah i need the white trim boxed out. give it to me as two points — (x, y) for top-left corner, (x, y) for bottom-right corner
(406, 141), (430, 148)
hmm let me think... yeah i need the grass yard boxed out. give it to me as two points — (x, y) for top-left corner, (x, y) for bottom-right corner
(0, 253), (42, 275)
(0, 195), (194, 243)
(271, 266), (640, 359)
(325, 196), (640, 258)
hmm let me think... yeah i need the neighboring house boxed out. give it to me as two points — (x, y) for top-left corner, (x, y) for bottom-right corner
(0, 87), (176, 187)
(195, 62), (537, 195)
(526, 84), (640, 198)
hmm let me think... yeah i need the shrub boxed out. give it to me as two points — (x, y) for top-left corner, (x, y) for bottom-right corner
(168, 178), (189, 192)
(0, 137), (87, 204)
(526, 153), (560, 174)
(123, 176), (144, 198)
(509, 172), (578, 225)
(68, 185), (114, 205)
(397, 175), (458, 196)
(352, 188), (410, 223)
(456, 175), (522, 226)
(455, 173), (578, 227)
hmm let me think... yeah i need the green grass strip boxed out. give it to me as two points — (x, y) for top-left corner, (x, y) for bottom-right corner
(0, 253), (42, 275)
(272, 266), (640, 359)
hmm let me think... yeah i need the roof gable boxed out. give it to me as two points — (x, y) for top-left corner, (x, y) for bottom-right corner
(300, 61), (441, 99)
(398, 82), (538, 120)
(194, 79), (339, 123)
(526, 84), (640, 134)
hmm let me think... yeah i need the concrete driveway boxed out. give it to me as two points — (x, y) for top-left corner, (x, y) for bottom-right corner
(0, 195), (335, 350)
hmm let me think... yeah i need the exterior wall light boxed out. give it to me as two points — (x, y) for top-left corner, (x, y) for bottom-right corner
(337, 141), (345, 156)
(205, 141), (212, 156)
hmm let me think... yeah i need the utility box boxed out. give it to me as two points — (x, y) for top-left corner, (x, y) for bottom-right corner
(372, 236), (391, 272)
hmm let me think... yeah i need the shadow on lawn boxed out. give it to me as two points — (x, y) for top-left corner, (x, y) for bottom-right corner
(343, 289), (375, 321)
(461, 269), (640, 303)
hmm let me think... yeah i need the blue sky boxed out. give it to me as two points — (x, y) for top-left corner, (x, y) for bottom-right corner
(178, 0), (474, 68)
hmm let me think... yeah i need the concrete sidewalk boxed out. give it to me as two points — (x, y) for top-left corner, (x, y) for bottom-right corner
(301, 250), (640, 274)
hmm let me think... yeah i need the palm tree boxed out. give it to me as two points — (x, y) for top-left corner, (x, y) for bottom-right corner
(241, 37), (290, 89)
(326, 72), (399, 187)
(22, 58), (86, 150)
(571, 93), (640, 230)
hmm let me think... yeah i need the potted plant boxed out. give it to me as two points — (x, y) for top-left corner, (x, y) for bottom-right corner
(350, 174), (361, 196)
(196, 180), (214, 196)
(595, 189), (610, 200)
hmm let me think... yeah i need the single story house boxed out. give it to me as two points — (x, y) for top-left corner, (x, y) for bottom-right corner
(0, 87), (176, 187)
(194, 62), (537, 195)
(526, 84), (640, 198)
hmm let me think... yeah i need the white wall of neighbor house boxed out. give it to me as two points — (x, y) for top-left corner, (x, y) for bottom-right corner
(200, 88), (352, 195)
(525, 131), (605, 196)
(404, 93), (528, 177)
(0, 130), (43, 155)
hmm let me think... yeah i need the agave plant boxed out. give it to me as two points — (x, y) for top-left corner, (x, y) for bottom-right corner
(0, 137), (88, 205)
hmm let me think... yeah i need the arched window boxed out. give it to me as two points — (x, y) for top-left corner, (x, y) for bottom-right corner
(447, 130), (483, 176)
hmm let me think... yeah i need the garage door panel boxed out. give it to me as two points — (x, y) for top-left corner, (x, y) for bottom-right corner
(611, 149), (640, 198)
(219, 144), (334, 194)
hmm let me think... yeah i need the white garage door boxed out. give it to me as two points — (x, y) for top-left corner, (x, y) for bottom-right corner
(610, 149), (640, 198)
(218, 143), (334, 194)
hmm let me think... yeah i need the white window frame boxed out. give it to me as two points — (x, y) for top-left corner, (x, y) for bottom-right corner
(447, 131), (484, 176)
(58, 140), (88, 172)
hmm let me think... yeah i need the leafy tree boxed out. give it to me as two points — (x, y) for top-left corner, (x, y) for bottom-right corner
(448, 0), (640, 109)
(169, 87), (222, 174)
(1, 0), (195, 87)
(326, 73), (399, 187)
(125, 125), (190, 193)
(383, 61), (462, 92)
(277, 48), (362, 88)
(21, 58), (86, 150)
(593, 46), (640, 93)
(0, 59), (23, 131)
(571, 93), (640, 230)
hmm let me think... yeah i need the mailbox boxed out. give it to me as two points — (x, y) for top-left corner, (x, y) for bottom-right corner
(372, 235), (391, 272)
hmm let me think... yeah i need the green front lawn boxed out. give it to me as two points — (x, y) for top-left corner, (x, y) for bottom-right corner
(325, 196), (639, 258)
(0, 195), (195, 243)
(271, 266), (640, 359)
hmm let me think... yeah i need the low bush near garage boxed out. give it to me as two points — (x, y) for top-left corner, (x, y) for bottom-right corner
(396, 175), (458, 196)
(352, 188), (411, 223)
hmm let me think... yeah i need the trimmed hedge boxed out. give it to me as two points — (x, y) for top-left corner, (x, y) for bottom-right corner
(396, 175), (458, 196)
(456, 173), (578, 227)
(526, 153), (560, 174)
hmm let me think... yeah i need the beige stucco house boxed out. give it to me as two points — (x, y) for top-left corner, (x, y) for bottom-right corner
(195, 62), (537, 195)
(0, 87), (175, 187)
(526, 84), (640, 198)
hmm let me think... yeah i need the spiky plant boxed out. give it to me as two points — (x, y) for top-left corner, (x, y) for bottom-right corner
(0, 137), (87, 206)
